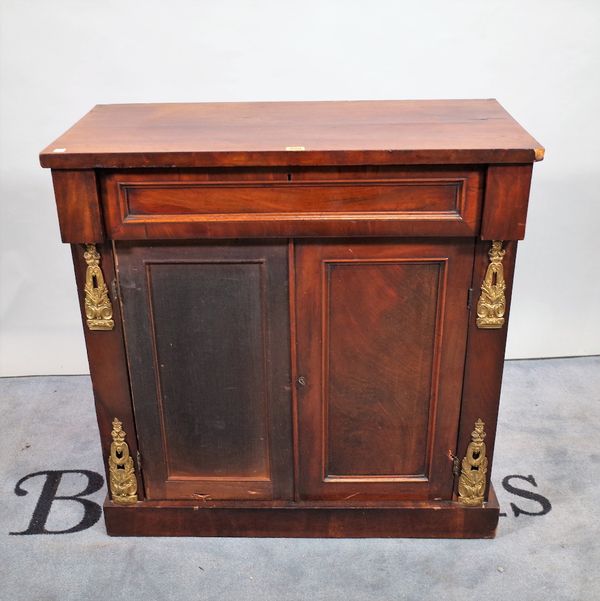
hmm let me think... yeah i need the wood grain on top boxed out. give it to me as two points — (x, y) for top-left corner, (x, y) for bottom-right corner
(40, 99), (543, 169)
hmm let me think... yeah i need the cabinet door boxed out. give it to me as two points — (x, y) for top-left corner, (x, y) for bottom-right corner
(115, 242), (292, 501)
(295, 239), (475, 501)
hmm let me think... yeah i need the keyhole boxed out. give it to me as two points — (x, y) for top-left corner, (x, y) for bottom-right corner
(92, 274), (98, 288)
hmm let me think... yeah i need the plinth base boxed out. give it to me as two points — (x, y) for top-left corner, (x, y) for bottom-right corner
(103, 484), (500, 539)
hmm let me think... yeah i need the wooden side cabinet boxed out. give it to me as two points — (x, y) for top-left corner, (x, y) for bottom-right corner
(40, 100), (543, 538)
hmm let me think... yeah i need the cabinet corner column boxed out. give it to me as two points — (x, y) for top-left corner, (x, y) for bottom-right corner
(70, 242), (142, 501)
(455, 239), (519, 502)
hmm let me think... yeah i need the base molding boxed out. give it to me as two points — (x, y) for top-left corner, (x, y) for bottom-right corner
(103, 485), (500, 538)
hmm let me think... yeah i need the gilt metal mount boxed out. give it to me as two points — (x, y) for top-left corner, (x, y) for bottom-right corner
(476, 240), (506, 329)
(83, 244), (114, 331)
(108, 418), (138, 505)
(457, 419), (488, 506)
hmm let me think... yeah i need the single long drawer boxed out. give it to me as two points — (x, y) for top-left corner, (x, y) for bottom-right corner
(101, 168), (483, 238)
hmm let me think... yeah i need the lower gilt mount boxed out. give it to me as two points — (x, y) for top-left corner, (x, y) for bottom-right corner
(108, 418), (138, 505)
(457, 419), (488, 506)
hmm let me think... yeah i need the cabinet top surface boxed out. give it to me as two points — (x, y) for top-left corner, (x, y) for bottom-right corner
(40, 99), (543, 169)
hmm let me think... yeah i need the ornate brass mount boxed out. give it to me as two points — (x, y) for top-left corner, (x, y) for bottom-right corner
(83, 244), (114, 331)
(457, 419), (488, 506)
(476, 240), (506, 329)
(108, 418), (138, 505)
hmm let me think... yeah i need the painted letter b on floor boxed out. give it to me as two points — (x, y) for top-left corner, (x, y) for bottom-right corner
(10, 470), (104, 535)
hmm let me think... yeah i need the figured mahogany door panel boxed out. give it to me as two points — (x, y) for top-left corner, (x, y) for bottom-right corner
(115, 241), (292, 501)
(295, 239), (475, 501)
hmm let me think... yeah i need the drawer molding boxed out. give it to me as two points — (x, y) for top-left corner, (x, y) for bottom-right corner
(101, 171), (483, 238)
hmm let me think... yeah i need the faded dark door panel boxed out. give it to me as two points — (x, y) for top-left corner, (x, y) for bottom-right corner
(115, 241), (292, 501)
(295, 239), (475, 501)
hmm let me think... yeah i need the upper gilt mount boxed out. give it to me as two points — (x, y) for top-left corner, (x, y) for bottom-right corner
(476, 240), (506, 329)
(83, 244), (114, 331)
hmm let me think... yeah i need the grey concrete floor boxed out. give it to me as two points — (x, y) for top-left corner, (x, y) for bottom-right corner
(0, 356), (599, 601)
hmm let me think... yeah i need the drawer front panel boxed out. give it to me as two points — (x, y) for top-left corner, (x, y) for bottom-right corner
(101, 169), (483, 238)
